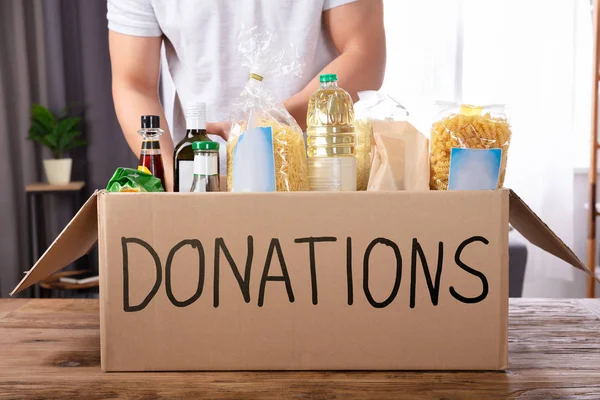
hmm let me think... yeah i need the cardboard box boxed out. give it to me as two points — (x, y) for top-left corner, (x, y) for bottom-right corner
(11, 189), (596, 371)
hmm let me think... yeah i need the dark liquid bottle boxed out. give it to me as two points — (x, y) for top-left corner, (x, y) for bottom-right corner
(138, 115), (166, 190)
(173, 103), (210, 192)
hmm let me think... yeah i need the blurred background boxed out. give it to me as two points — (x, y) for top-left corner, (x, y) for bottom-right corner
(0, 0), (596, 298)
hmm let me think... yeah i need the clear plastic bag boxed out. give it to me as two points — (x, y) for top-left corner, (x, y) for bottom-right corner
(354, 91), (416, 191)
(354, 91), (409, 121)
(430, 103), (512, 190)
(227, 25), (309, 192)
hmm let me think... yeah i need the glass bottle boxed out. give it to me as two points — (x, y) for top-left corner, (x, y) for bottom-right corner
(138, 115), (166, 190)
(306, 74), (357, 191)
(190, 141), (220, 192)
(174, 103), (211, 192)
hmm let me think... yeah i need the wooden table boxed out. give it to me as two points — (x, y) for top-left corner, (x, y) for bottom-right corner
(0, 299), (599, 399)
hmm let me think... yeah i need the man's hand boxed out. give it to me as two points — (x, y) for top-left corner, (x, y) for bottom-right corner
(207, 122), (230, 141)
(284, 0), (386, 129)
(109, 31), (175, 191)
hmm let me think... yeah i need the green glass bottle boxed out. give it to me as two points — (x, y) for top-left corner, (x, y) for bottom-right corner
(173, 103), (211, 192)
(190, 141), (220, 192)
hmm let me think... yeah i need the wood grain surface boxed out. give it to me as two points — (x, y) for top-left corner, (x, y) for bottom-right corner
(25, 181), (85, 192)
(0, 299), (599, 399)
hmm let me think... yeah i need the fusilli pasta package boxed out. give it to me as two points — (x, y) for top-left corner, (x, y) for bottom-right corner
(227, 25), (309, 192)
(430, 103), (512, 190)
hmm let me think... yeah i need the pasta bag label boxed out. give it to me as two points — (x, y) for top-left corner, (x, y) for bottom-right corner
(232, 126), (276, 192)
(448, 148), (502, 190)
(459, 104), (483, 116)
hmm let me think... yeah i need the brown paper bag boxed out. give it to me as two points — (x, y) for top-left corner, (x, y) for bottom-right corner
(367, 120), (429, 191)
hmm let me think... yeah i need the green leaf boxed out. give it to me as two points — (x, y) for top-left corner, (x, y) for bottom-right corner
(55, 117), (80, 135)
(31, 104), (55, 132)
(45, 134), (58, 148)
(28, 104), (85, 155)
(55, 118), (81, 154)
(28, 122), (45, 139)
(29, 135), (55, 150)
(57, 131), (70, 153)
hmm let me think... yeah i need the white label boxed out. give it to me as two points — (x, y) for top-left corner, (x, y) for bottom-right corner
(187, 118), (206, 130)
(339, 157), (357, 191)
(308, 157), (356, 191)
(194, 154), (219, 176)
(178, 160), (194, 192)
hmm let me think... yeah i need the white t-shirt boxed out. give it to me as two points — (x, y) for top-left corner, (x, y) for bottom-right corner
(107, 0), (357, 170)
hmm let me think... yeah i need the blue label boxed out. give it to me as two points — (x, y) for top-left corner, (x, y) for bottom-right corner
(232, 126), (276, 192)
(448, 148), (502, 190)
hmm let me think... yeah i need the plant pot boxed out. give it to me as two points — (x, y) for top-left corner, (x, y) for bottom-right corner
(43, 158), (72, 185)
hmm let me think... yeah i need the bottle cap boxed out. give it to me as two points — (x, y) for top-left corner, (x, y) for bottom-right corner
(192, 141), (219, 151)
(320, 74), (338, 83)
(141, 115), (160, 129)
(186, 103), (207, 130)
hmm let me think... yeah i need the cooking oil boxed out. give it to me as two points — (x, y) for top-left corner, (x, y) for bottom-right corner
(306, 74), (357, 191)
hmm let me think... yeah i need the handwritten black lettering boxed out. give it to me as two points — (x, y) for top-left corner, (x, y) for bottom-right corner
(410, 239), (443, 308)
(294, 236), (337, 305)
(449, 236), (489, 304)
(258, 238), (294, 307)
(122, 237), (162, 312)
(214, 236), (253, 308)
(347, 237), (354, 306)
(164, 239), (205, 307)
(363, 238), (402, 309)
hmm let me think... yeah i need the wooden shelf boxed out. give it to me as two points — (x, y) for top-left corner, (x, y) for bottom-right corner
(25, 181), (85, 193)
(38, 270), (98, 291)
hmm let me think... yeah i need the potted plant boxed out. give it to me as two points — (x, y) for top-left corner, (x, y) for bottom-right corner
(27, 104), (87, 185)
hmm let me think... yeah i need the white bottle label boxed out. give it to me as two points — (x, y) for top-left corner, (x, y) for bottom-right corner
(308, 157), (356, 191)
(178, 160), (194, 192)
(194, 154), (219, 176)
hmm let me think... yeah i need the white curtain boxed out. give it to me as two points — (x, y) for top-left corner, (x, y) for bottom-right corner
(382, 0), (593, 296)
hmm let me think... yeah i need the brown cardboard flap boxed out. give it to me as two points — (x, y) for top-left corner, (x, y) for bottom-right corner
(10, 191), (99, 295)
(509, 190), (598, 281)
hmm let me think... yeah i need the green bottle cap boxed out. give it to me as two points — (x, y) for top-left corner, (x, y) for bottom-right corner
(192, 141), (219, 151)
(320, 74), (338, 83)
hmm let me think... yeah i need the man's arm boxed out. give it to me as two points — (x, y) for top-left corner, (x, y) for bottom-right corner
(109, 31), (175, 190)
(284, 0), (386, 130)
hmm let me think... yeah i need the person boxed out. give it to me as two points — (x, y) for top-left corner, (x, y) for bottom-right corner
(107, 0), (386, 191)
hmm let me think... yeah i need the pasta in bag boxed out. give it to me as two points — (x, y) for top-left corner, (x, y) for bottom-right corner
(354, 91), (409, 190)
(430, 103), (512, 190)
(227, 25), (309, 192)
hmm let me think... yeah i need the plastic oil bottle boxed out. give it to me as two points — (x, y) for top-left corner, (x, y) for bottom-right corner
(306, 74), (357, 191)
